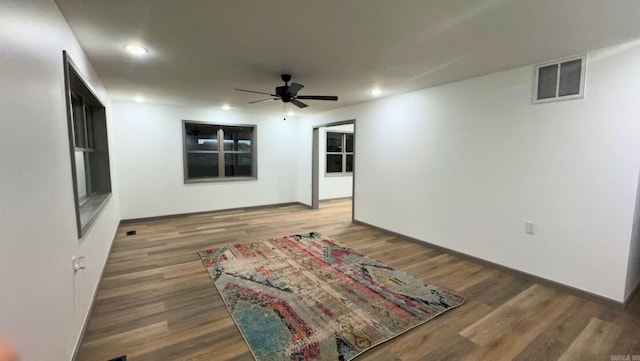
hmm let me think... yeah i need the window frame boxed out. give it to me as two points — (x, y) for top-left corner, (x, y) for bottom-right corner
(532, 54), (587, 104)
(63, 51), (112, 239)
(182, 120), (258, 183)
(325, 131), (354, 176)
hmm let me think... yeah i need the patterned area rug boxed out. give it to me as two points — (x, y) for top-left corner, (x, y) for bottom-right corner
(198, 232), (464, 361)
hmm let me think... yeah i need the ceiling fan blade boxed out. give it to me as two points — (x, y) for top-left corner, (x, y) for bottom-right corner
(296, 95), (338, 101)
(249, 98), (278, 104)
(235, 88), (276, 96)
(291, 99), (308, 108)
(287, 82), (304, 95)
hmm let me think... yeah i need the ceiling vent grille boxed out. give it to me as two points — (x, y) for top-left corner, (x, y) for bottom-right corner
(533, 55), (586, 103)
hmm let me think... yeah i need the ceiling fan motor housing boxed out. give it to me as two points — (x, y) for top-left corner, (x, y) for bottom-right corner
(276, 85), (289, 97)
(278, 74), (294, 102)
(275, 85), (290, 101)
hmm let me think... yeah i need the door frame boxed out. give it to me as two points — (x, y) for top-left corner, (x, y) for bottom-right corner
(311, 119), (356, 221)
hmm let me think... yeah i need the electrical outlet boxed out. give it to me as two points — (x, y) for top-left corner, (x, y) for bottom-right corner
(72, 255), (86, 272)
(525, 221), (536, 235)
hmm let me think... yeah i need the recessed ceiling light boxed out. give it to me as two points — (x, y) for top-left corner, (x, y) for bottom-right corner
(134, 96), (144, 103)
(124, 44), (148, 56)
(371, 88), (382, 96)
(222, 104), (231, 110)
(287, 110), (295, 116)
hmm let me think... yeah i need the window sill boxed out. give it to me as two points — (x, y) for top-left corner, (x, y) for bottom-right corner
(325, 172), (353, 177)
(185, 176), (258, 184)
(79, 193), (111, 238)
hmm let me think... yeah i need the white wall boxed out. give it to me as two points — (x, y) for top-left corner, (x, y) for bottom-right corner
(298, 41), (640, 302)
(0, 1), (120, 360)
(319, 124), (354, 200)
(112, 102), (299, 219)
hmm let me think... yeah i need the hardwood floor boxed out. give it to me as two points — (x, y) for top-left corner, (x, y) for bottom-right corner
(77, 199), (640, 361)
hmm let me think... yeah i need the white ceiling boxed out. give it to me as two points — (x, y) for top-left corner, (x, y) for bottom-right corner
(54, 0), (640, 114)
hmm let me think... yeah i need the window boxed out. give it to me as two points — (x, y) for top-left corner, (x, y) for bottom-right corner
(326, 132), (354, 174)
(183, 121), (256, 182)
(63, 51), (112, 238)
(533, 54), (586, 103)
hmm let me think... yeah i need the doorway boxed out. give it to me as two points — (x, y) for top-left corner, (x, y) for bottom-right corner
(311, 119), (356, 220)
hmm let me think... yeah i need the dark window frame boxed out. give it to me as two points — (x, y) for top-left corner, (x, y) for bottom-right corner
(326, 131), (354, 175)
(63, 51), (112, 238)
(182, 120), (257, 183)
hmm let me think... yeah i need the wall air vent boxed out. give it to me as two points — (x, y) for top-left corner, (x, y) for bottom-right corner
(533, 54), (586, 104)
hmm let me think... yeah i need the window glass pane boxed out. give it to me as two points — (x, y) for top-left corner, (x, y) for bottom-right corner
(187, 153), (218, 178)
(224, 153), (252, 177)
(558, 59), (582, 97)
(85, 107), (94, 149)
(327, 132), (343, 152)
(72, 95), (86, 148)
(537, 64), (558, 100)
(345, 134), (354, 152)
(346, 154), (353, 172)
(75, 151), (87, 203)
(327, 154), (343, 173)
(223, 127), (252, 151)
(185, 123), (219, 150)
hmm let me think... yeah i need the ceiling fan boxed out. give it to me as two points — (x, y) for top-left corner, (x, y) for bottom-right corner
(235, 74), (338, 108)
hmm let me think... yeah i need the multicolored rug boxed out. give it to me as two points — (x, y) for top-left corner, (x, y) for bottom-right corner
(198, 232), (464, 361)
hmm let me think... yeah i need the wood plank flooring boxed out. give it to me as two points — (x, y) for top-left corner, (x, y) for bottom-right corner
(77, 199), (640, 361)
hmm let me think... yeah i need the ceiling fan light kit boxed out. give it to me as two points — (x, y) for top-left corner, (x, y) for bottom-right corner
(235, 74), (338, 109)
